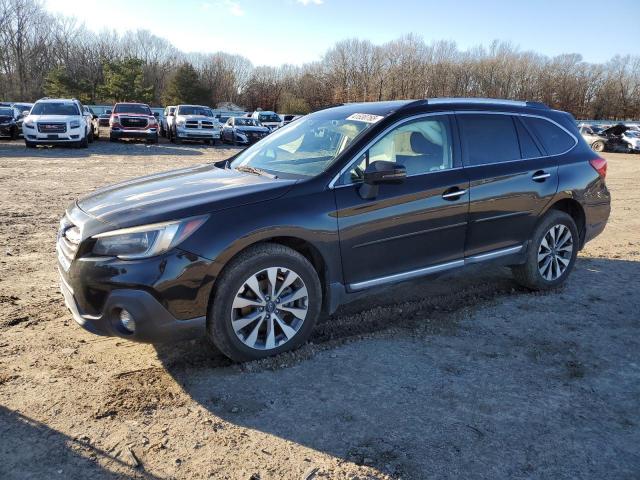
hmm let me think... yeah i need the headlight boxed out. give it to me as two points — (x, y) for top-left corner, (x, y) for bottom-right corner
(70, 120), (81, 129)
(24, 121), (35, 129)
(176, 118), (186, 126)
(92, 216), (208, 259)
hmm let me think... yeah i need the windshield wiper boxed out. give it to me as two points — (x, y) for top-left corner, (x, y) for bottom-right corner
(235, 165), (278, 179)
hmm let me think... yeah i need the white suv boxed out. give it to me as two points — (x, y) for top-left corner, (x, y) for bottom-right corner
(22, 98), (92, 148)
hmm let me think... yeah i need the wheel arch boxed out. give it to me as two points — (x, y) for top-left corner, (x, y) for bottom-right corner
(545, 197), (587, 249)
(206, 234), (333, 317)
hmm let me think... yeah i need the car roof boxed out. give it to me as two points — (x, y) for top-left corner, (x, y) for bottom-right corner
(36, 98), (77, 103)
(319, 98), (552, 117)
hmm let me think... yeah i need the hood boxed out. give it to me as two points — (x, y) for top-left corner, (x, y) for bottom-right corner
(236, 126), (269, 133)
(178, 114), (217, 121)
(0, 115), (15, 123)
(76, 163), (296, 228)
(601, 124), (629, 136)
(114, 112), (154, 118)
(28, 114), (78, 123)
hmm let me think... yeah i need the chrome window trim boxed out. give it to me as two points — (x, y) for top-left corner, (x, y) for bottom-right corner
(347, 244), (523, 291)
(328, 110), (578, 189)
(328, 112), (456, 189)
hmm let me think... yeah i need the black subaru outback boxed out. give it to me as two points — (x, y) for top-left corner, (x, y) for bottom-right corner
(57, 98), (610, 361)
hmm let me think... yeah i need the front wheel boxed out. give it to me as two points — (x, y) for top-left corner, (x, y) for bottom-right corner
(591, 140), (605, 152)
(207, 243), (322, 362)
(512, 210), (579, 290)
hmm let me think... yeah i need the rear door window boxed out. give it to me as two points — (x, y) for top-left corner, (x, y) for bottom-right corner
(522, 117), (576, 155)
(457, 114), (521, 166)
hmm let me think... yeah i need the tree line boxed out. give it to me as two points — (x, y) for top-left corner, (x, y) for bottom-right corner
(1, 0), (639, 119)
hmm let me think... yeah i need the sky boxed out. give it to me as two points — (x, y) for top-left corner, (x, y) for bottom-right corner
(44, 0), (639, 66)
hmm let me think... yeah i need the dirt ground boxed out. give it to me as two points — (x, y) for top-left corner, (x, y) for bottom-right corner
(0, 137), (638, 480)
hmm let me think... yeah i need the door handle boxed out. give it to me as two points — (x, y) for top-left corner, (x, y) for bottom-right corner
(442, 188), (467, 200)
(532, 171), (551, 182)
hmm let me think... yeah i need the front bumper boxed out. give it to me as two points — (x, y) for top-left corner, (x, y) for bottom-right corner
(59, 272), (205, 343)
(176, 127), (220, 140)
(24, 129), (82, 143)
(0, 123), (16, 137)
(110, 127), (158, 139)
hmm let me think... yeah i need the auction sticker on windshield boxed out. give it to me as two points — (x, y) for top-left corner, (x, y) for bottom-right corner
(346, 113), (385, 123)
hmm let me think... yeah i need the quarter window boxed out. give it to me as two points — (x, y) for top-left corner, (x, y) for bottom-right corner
(522, 117), (576, 155)
(458, 114), (520, 166)
(341, 116), (453, 184)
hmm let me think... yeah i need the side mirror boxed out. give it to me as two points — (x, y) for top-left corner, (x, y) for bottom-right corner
(21, 110), (29, 117)
(359, 161), (406, 200)
(153, 112), (159, 118)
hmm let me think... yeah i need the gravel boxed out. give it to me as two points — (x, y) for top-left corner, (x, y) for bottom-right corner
(0, 138), (639, 479)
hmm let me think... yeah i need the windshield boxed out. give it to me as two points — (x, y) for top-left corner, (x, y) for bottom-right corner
(178, 106), (213, 116)
(258, 112), (281, 123)
(31, 102), (79, 116)
(114, 103), (152, 115)
(230, 109), (380, 178)
(235, 118), (259, 127)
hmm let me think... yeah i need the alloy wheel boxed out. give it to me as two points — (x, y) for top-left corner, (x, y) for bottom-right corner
(231, 267), (309, 350)
(537, 224), (573, 281)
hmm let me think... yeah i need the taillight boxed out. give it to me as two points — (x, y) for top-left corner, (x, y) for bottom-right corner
(589, 157), (607, 178)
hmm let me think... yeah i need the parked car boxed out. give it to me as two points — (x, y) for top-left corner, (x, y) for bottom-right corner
(280, 114), (302, 125)
(0, 106), (21, 140)
(22, 98), (92, 148)
(169, 105), (220, 145)
(109, 102), (158, 143)
(622, 129), (640, 153)
(579, 125), (608, 152)
(598, 123), (633, 152)
(81, 106), (97, 142)
(97, 109), (112, 127)
(57, 98), (610, 362)
(221, 116), (270, 145)
(160, 106), (175, 137)
(251, 110), (283, 131)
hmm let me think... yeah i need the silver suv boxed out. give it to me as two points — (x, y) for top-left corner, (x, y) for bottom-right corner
(23, 98), (92, 148)
(169, 105), (221, 145)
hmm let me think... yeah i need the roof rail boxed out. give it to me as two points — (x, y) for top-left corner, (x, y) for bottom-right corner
(525, 101), (550, 109)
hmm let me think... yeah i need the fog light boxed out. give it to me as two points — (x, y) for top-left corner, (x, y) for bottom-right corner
(119, 309), (136, 333)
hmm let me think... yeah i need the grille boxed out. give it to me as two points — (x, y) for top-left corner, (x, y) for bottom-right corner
(121, 117), (148, 128)
(38, 122), (67, 133)
(201, 121), (214, 129)
(0, 115), (12, 123)
(185, 121), (199, 129)
(57, 216), (80, 271)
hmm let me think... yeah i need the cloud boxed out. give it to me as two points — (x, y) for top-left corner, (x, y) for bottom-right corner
(227, 1), (244, 16)
(297, 0), (323, 5)
(202, 0), (244, 16)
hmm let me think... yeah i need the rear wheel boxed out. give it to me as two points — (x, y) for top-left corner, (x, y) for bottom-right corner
(591, 140), (605, 152)
(207, 243), (322, 362)
(512, 210), (579, 290)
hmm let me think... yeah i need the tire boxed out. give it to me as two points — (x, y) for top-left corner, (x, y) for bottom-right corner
(10, 127), (18, 140)
(207, 243), (322, 362)
(210, 139), (216, 146)
(148, 134), (158, 144)
(78, 133), (89, 148)
(25, 139), (36, 148)
(591, 140), (605, 152)
(512, 210), (579, 290)
(87, 128), (94, 143)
